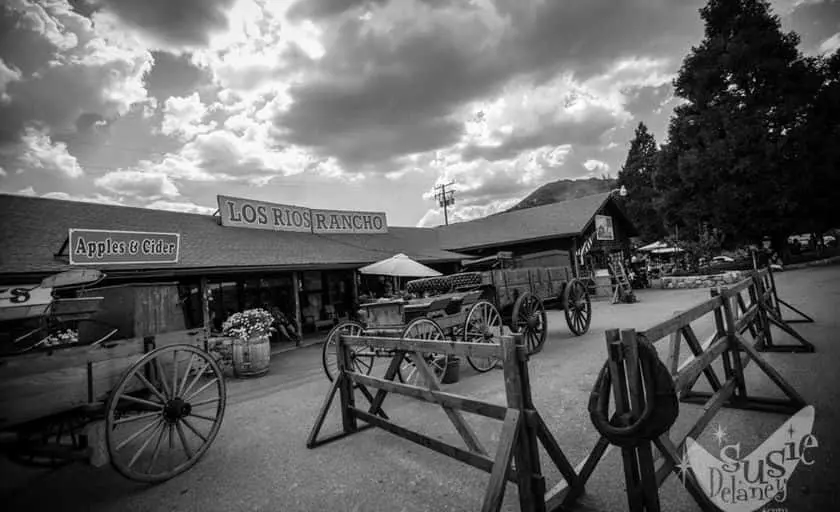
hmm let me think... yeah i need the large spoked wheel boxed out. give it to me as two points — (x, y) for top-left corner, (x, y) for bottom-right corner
(105, 344), (226, 483)
(321, 321), (373, 382)
(398, 318), (449, 386)
(564, 279), (592, 336)
(512, 292), (548, 355)
(463, 301), (503, 373)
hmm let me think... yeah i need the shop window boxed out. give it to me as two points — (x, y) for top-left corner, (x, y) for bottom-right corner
(178, 283), (204, 330)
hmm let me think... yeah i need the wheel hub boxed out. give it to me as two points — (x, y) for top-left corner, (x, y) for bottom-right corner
(526, 314), (539, 329)
(163, 398), (192, 423)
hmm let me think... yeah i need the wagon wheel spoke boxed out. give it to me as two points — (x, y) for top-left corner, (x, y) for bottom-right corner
(127, 421), (165, 469)
(175, 422), (194, 459)
(115, 411), (163, 426)
(115, 417), (161, 452)
(153, 357), (172, 399)
(119, 394), (165, 410)
(133, 370), (167, 403)
(146, 423), (167, 474)
(178, 354), (196, 397)
(181, 417), (208, 443)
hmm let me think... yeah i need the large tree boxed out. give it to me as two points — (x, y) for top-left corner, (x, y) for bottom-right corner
(617, 122), (666, 242)
(654, 0), (822, 251)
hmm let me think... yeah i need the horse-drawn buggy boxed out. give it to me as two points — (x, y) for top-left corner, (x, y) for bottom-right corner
(0, 270), (225, 482)
(321, 252), (592, 381)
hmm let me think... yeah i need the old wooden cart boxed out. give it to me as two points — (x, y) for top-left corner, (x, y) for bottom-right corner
(0, 271), (226, 482)
(321, 288), (504, 382)
(321, 254), (591, 380)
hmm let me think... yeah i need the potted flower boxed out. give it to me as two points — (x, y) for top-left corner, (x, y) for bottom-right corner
(222, 308), (275, 378)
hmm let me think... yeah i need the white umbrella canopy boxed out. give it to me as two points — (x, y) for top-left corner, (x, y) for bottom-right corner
(358, 253), (443, 277)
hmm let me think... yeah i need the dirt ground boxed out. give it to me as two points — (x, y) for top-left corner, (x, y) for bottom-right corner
(1, 266), (838, 511)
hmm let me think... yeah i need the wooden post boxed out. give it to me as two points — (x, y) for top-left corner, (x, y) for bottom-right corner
(667, 310), (683, 377)
(571, 238), (579, 279)
(199, 277), (211, 350)
(336, 334), (357, 434)
(501, 334), (545, 512)
(293, 271), (303, 339)
(719, 290), (748, 403)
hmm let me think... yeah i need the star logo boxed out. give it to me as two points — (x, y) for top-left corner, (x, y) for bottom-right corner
(676, 448), (692, 484)
(788, 423), (796, 439)
(712, 423), (728, 446)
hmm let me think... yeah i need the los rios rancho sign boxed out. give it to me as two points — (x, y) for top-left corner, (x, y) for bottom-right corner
(218, 195), (388, 234)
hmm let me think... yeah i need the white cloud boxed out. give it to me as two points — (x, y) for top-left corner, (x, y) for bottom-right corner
(160, 92), (216, 140)
(144, 199), (216, 215)
(819, 32), (840, 55)
(41, 191), (125, 205)
(7, 128), (84, 178)
(16, 186), (37, 196)
(0, 59), (22, 103)
(583, 159), (610, 174)
(94, 170), (180, 198)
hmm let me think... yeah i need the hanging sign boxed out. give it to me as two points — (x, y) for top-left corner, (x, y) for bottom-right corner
(595, 215), (615, 241)
(69, 229), (180, 265)
(217, 195), (388, 234)
(0, 284), (54, 321)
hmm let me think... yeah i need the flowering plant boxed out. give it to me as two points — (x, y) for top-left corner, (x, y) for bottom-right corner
(222, 308), (275, 341)
(40, 329), (79, 347)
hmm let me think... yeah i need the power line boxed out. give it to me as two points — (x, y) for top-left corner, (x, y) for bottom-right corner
(433, 181), (456, 226)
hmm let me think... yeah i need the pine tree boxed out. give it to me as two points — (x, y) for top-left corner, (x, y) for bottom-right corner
(654, 0), (821, 251)
(616, 122), (666, 242)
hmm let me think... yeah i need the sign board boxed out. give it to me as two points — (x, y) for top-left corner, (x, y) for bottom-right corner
(0, 284), (53, 321)
(595, 215), (615, 241)
(69, 229), (180, 265)
(217, 195), (388, 234)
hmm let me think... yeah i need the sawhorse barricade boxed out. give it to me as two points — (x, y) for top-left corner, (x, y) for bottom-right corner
(748, 267), (814, 352)
(573, 276), (809, 511)
(307, 333), (588, 512)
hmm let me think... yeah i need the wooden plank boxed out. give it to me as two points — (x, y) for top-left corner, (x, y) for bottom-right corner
(407, 351), (487, 455)
(734, 334), (807, 407)
(654, 437), (718, 511)
(674, 337), (728, 395)
(341, 335), (502, 359)
(681, 325), (722, 392)
(545, 437), (612, 509)
(306, 375), (342, 448)
(641, 297), (723, 342)
(151, 329), (204, 348)
(655, 378), (737, 485)
(667, 311), (683, 377)
(0, 337), (145, 380)
(481, 409), (521, 512)
(727, 277), (753, 295)
(352, 408), (509, 480)
(347, 372), (508, 420)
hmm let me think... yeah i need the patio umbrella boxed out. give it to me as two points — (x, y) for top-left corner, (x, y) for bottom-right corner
(358, 253), (442, 277)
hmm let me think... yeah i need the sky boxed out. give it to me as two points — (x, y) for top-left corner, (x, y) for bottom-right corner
(0, 0), (838, 228)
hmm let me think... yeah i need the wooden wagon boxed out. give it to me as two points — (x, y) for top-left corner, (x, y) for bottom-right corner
(320, 288), (506, 382)
(0, 271), (226, 482)
(405, 253), (592, 354)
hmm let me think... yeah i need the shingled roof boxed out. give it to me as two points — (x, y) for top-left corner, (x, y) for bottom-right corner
(0, 194), (467, 280)
(437, 192), (625, 251)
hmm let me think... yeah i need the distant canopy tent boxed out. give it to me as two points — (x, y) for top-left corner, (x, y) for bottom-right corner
(637, 241), (669, 252)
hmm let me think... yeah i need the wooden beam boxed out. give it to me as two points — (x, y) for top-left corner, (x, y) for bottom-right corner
(480, 409), (521, 512)
(293, 271), (303, 339)
(641, 296), (723, 342)
(341, 334), (504, 359)
(347, 372), (508, 420)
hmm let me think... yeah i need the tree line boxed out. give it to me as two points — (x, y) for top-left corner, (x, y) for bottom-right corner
(616, 0), (840, 261)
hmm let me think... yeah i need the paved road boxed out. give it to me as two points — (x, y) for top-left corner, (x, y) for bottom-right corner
(2, 267), (838, 511)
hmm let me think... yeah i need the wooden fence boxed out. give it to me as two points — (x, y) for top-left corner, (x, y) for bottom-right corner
(307, 334), (589, 512)
(572, 268), (813, 511)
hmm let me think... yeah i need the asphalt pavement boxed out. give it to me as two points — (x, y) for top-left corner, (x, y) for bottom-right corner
(1, 266), (838, 511)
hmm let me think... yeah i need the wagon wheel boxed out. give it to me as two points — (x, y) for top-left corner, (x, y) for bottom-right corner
(398, 318), (449, 385)
(512, 292), (547, 355)
(7, 410), (89, 468)
(564, 279), (592, 336)
(463, 301), (503, 373)
(321, 320), (374, 382)
(105, 344), (226, 483)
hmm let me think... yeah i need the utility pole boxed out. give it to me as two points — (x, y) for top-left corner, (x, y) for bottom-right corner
(434, 181), (456, 226)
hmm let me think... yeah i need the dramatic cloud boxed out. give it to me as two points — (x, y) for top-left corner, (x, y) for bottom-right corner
(95, 0), (237, 49)
(0, 0), (152, 142)
(0, 127), (84, 178)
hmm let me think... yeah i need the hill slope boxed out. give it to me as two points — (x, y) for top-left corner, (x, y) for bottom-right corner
(505, 177), (617, 212)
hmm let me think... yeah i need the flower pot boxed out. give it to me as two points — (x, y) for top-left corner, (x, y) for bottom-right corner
(231, 334), (271, 378)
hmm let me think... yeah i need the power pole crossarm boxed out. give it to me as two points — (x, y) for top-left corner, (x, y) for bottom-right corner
(434, 181), (456, 226)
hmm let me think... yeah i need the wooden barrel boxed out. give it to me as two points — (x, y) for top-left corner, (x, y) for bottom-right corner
(231, 335), (271, 378)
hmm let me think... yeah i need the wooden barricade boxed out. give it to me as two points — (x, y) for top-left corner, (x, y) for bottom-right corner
(749, 267), (815, 352)
(570, 273), (809, 511)
(307, 334), (586, 512)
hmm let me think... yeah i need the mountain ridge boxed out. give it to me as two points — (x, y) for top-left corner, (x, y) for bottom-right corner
(503, 177), (617, 213)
